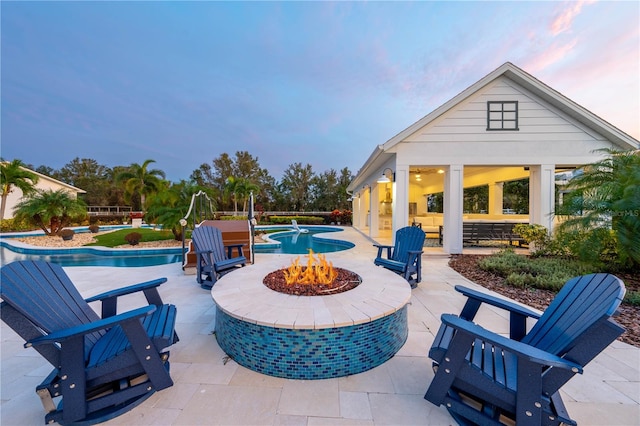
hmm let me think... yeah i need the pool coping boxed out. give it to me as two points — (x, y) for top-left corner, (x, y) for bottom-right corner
(0, 236), (184, 256)
(211, 256), (412, 330)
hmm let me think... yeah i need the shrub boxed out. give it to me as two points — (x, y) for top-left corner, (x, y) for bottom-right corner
(330, 210), (341, 223)
(269, 216), (324, 225)
(0, 217), (34, 232)
(624, 290), (640, 306)
(552, 227), (628, 271)
(88, 224), (100, 233)
(479, 249), (594, 291)
(340, 210), (352, 225)
(513, 224), (548, 247)
(124, 232), (142, 245)
(219, 216), (248, 220)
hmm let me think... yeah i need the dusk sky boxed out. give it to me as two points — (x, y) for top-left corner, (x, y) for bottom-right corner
(2, 1), (638, 182)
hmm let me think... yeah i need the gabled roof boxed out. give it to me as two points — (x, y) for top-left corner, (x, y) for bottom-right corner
(347, 62), (638, 193)
(383, 62), (638, 151)
(20, 166), (86, 194)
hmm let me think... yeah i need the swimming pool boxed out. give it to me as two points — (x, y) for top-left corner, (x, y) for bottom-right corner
(0, 241), (183, 267)
(0, 225), (352, 267)
(0, 226), (182, 267)
(254, 227), (354, 254)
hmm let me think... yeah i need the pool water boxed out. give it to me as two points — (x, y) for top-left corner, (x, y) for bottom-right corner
(0, 244), (182, 267)
(254, 229), (354, 254)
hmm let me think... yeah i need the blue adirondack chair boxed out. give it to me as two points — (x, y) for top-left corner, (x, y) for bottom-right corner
(374, 225), (426, 287)
(424, 273), (626, 426)
(0, 260), (178, 425)
(191, 225), (247, 289)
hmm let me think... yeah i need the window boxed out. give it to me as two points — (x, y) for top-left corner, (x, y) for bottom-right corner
(487, 101), (518, 130)
(427, 193), (443, 213)
(503, 178), (529, 214)
(463, 185), (488, 214)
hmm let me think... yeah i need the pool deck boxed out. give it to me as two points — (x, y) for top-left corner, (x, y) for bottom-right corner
(2, 227), (639, 425)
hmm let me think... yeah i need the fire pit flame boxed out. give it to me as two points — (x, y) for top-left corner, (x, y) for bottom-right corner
(283, 249), (338, 285)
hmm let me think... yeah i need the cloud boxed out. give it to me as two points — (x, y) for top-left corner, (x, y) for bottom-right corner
(549, 0), (595, 36)
(520, 39), (579, 74)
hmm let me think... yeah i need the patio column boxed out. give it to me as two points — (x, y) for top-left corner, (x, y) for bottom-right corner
(489, 181), (504, 215)
(443, 164), (464, 254)
(354, 191), (362, 229)
(351, 194), (361, 229)
(369, 183), (380, 238)
(529, 164), (555, 231)
(393, 166), (409, 236)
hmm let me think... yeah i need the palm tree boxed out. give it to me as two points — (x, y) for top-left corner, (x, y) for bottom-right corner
(236, 179), (259, 215)
(557, 149), (640, 268)
(13, 189), (87, 235)
(115, 159), (166, 210)
(224, 177), (258, 215)
(1, 159), (39, 220)
(145, 182), (206, 240)
(224, 176), (241, 215)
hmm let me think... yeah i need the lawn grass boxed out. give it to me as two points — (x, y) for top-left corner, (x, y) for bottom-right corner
(86, 228), (175, 248)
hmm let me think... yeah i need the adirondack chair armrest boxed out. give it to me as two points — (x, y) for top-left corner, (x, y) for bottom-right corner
(373, 244), (393, 259)
(454, 285), (541, 339)
(224, 243), (245, 258)
(85, 278), (168, 317)
(455, 285), (542, 319)
(85, 278), (167, 303)
(441, 314), (583, 372)
(195, 249), (213, 256)
(25, 305), (156, 347)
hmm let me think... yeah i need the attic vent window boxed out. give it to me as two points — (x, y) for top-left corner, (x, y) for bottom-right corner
(487, 101), (518, 131)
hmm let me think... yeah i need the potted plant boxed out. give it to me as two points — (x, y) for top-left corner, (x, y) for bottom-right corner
(124, 232), (142, 246)
(88, 224), (100, 233)
(59, 229), (75, 241)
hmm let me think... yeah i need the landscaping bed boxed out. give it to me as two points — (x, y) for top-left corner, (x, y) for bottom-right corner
(449, 254), (640, 348)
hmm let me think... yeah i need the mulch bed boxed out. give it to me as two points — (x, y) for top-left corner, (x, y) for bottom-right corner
(448, 255), (640, 348)
(263, 267), (361, 296)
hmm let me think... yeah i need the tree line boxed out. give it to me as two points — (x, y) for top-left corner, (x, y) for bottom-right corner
(21, 151), (354, 213)
(2, 152), (354, 238)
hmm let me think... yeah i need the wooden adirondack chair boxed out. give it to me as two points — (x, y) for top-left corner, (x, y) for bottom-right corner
(191, 225), (247, 289)
(424, 273), (626, 426)
(0, 260), (178, 425)
(373, 225), (426, 287)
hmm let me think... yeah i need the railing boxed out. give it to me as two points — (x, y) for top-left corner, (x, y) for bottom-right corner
(87, 206), (133, 216)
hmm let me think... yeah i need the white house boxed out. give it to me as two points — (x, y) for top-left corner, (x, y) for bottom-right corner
(347, 62), (639, 254)
(2, 166), (86, 220)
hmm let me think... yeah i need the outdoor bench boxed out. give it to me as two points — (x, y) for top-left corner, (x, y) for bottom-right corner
(462, 221), (526, 246)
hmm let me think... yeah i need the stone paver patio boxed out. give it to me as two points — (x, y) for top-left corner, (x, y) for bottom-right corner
(2, 227), (638, 425)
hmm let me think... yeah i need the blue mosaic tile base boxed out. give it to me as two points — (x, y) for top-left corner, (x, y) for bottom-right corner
(215, 306), (408, 379)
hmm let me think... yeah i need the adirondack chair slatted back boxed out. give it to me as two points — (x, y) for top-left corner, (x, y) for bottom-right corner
(522, 273), (625, 355)
(192, 226), (227, 263)
(1, 261), (105, 356)
(392, 226), (426, 264)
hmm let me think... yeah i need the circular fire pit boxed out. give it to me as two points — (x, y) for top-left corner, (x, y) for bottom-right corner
(211, 257), (411, 380)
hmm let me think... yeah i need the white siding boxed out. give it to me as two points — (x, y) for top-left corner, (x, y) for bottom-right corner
(2, 172), (83, 220)
(397, 76), (613, 167)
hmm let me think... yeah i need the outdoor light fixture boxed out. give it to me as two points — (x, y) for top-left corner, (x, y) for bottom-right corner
(377, 168), (395, 184)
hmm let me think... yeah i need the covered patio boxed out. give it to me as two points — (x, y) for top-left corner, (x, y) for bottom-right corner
(2, 227), (638, 425)
(347, 62), (639, 254)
